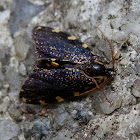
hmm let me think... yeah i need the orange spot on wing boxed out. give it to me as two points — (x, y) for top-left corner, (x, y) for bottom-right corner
(73, 92), (80, 96)
(39, 100), (47, 105)
(21, 97), (27, 103)
(51, 62), (59, 67)
(82, 44), (88, 48)
(68, 36), (77, 40)
(52, 29), (60, 33)
(56, 96), (64, 102)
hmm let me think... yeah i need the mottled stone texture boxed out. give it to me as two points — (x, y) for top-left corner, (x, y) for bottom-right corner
(0, 0), (139, 140)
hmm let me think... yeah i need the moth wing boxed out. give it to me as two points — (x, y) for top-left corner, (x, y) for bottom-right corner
(19, 66), (94, 104)
(32, 26), (95, 63)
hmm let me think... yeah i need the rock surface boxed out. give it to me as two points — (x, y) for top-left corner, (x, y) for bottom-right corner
(0, 0), (140, 139)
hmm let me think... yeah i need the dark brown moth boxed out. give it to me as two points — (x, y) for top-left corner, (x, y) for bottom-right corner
(19, 26), (115, 105)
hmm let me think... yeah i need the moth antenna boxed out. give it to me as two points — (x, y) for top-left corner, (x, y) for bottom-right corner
(97, 27), (115, 69)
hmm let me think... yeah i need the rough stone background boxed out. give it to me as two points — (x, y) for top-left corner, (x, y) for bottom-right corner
(0, 0), (140, 140)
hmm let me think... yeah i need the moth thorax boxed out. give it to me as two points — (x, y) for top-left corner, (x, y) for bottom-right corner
(80, 62), (113, 77)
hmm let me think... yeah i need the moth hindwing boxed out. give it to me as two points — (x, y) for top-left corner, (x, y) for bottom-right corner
(19, 26), (114, 105)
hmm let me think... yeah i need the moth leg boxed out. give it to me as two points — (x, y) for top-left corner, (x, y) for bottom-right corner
(113, 36), (130, 59)
(80, 70), (113, 105)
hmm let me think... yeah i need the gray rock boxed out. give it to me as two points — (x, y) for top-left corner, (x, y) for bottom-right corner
(19, 62), (26, 76)
(73, 110), (92, 125)
(0, 96), (10, 112)
(0, 68), (4, 81)
(100, 93), (122, 114)
(9, 0), (45, 35)
(5, 67), (21, 90)
(54, 107), (69, 126)
(0, 48), (6, 60)
(14, 35), (30, 61)
(0, 0), (140, 139)
(0, 119), (20, 140)
(52, 130), (74, 140)
(133, 122), (140, 136)
(122, 92), (137, 106)
(132, 79), (140, 97)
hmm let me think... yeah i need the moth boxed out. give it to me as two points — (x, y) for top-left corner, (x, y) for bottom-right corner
(19, 26), (114, 105)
